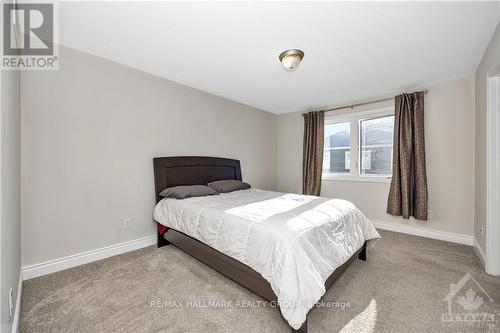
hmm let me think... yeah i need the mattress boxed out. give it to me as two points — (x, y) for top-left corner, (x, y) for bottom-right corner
(153, 188), (380, 329)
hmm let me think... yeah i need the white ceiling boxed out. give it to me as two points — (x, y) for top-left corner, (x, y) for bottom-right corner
(58, 1), (500, 114)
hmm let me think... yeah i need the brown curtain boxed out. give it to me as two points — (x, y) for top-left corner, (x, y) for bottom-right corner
(303, 111), (325, 196)
(387, 92), (428, 220)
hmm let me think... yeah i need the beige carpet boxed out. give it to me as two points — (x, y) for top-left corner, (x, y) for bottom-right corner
(20, 230), (500, 333)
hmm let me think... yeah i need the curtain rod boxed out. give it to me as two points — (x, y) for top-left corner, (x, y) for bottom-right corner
(304, 90), (429, 114)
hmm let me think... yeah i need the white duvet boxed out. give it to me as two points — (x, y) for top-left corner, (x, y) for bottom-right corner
(153, 188), (380, 329)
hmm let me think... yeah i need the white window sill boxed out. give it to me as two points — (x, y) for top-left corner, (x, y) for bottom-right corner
(322, 174), (392, 184)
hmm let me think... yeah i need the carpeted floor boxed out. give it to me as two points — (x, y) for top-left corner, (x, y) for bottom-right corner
(20, 230), (500, 333)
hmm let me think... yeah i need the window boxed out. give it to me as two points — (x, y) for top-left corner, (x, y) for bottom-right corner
(360, 115), (394, 175)
(323, 107), (394, 181)
(323, 122), (350, 174)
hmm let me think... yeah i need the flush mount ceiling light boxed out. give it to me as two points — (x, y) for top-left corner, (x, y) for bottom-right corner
(279, 49), (304, 71)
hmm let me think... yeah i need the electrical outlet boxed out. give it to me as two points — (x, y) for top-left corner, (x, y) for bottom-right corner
(123, 217), (131, 229)
(480, 226), (485, 236)
(9, 288), (13, 317)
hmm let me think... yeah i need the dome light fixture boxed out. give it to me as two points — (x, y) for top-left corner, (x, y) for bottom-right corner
(279, 49), (304, 71)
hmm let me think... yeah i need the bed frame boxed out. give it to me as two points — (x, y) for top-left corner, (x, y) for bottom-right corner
(153, 156), (367, 333)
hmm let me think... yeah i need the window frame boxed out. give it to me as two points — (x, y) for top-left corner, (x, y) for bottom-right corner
(322, 106), (395, 183)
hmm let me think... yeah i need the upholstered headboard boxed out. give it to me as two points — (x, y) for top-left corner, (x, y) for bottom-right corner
(153, 156), (242, 203)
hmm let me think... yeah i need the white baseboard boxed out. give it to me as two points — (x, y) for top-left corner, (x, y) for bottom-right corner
(371, 220), (474, 246)
(22, 235), (156, 280)
(473, 238), (487, 268)
(11, 269), (22, 333)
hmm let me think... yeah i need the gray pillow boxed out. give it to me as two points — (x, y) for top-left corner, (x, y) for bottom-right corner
(159, 185), (219, 199)
(207, 180), (251, 193)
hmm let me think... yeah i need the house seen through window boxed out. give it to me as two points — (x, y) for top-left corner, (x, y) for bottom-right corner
(323, 107), (394, 179)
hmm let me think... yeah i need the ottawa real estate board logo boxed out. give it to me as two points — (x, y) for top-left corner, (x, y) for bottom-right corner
(442, 272), (495, 330)
(2, 2), (58, 70)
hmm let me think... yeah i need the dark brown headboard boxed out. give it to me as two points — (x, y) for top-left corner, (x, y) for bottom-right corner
(153, 156), (242, 203)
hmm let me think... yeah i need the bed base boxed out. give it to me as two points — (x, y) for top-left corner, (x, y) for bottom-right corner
(152, 156), (368, 333)
(159, 227), (367, 333)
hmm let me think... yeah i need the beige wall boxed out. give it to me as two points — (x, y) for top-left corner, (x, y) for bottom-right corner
(0, 68), (21, 330)
(21, 46), (276, 266)
(474, 22), (500, 253)
(277, 76), (475, 237)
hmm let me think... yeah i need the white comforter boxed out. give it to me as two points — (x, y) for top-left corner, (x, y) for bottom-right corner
(153, 188), (380, 329)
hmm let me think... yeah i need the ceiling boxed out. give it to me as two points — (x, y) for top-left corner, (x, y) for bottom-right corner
(58, 1), (500, 114)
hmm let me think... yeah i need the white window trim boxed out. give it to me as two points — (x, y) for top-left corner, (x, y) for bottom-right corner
(322, 174), (392, 183)
(323, 106), (394, 183)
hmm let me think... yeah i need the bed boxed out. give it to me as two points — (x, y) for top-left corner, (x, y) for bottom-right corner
(153, 156), (380, 333)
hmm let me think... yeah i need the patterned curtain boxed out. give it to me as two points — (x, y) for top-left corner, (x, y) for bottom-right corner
(387, 92), (428, 220)
(303, 111), (325, 196)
